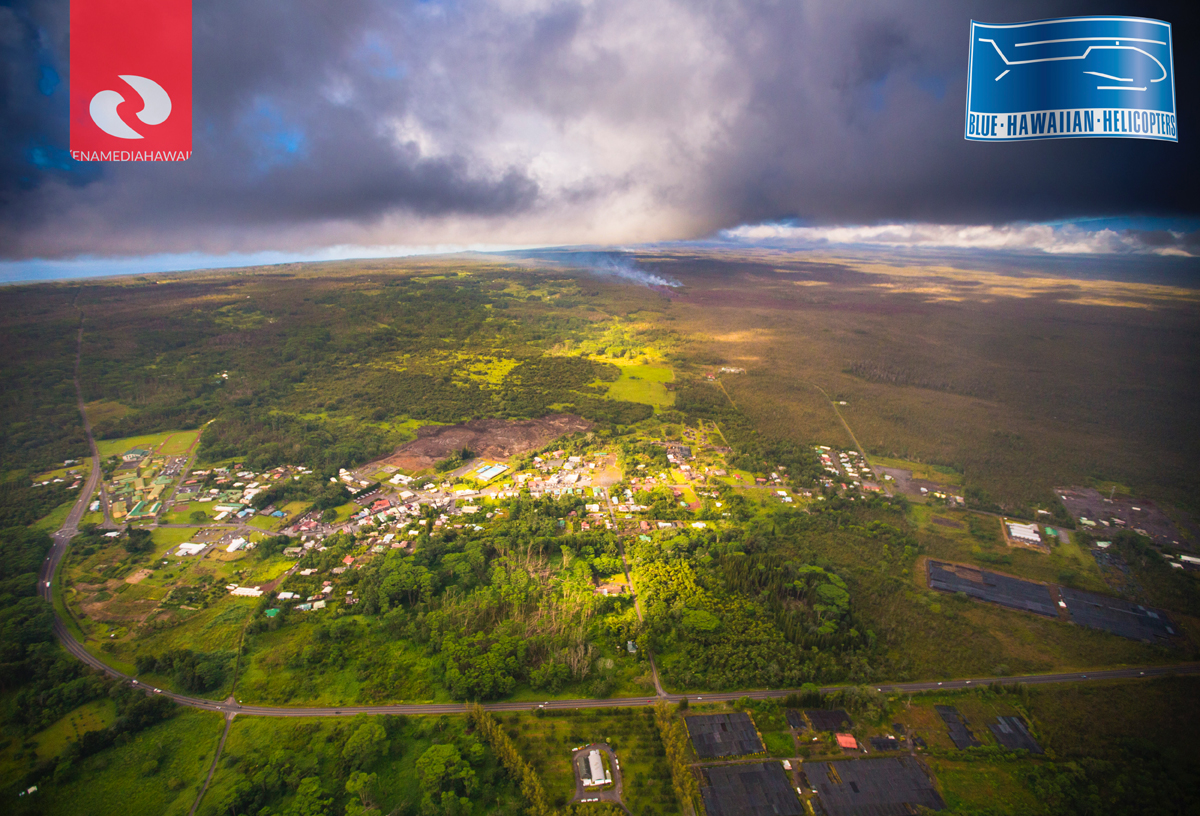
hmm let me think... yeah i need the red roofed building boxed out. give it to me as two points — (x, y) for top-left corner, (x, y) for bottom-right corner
(836, 733), (857, 750)
(342, 555), (355, 565)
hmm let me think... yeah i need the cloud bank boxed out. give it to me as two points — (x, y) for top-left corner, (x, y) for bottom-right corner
(2, 0), (1196, 260)
(722, 222), (1200, 257)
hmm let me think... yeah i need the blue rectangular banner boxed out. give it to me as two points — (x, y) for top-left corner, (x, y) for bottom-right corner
(966, 16), (1176, 142)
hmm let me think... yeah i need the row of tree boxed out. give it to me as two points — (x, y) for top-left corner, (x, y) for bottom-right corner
(653, 701), (699, 815)
(467, 705), (552, 816)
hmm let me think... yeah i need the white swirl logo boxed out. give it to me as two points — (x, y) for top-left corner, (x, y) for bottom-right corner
(89, 75), (172, 139)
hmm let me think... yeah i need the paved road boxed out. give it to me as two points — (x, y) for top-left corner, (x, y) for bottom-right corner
(46, 611), (1200, 717)
(38, 324), (105, 603)
(40, 318), (1200, 720)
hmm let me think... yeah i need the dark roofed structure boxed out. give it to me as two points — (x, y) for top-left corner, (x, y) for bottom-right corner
(701, 762), (804, 816)
(988, 716), (1042, 753)
(686, 712), (764, 758)
(785, 709), (807, 730)
(868, 735), (903, 751)
(813, 757), (944, 816)
(805, 709), (852, 732)
(935, 706), (980, 749)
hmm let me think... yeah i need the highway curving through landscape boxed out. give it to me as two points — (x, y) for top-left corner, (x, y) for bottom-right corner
(44, 606), (1200, 718)
(38, 317), (1200, 721)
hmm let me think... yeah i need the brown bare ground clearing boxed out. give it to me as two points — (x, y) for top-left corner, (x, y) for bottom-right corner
(932, 517), (964, 529)
(1057, 486), (1197, 550)
(126, 569), (153, 584)
(377, 414), (592, 471)
(875, 466), (946, 499)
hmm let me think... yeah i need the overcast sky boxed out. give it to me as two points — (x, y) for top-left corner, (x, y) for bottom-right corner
(1, 0), (1197, 267)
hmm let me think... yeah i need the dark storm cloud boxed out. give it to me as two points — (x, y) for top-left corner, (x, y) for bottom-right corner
(1, 0), (1197, 258)
(705, 0), (1198, 229)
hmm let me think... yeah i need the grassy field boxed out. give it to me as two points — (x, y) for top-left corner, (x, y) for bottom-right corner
(80, 510), (106, 526)
(870, 455), (963, 485)
(157, 429), (202, 456)
(30, 699), (119, 762)
(13, 708), (225, 816)
(0, 699), (118, 790)
(134, 600), (254, 655)
(234, 621), (449, 705)
(867, 572), (1175, 681)
(83, 399), (131, 426)
(602, 362), (675, 408)
(909, 505), (1110, 593)
(506, 707), (680, 813)
(247, 514), (283, 531)
(32, 461), (92, 483)
(58, 527), (295, 696)
(95, 432), (177, 460)
(905, 676), (1200, 813)
(160, 502), (213, 524)
(1023, 675), (1200, 761)
(930, 756), (1043, 813)
(31, 499), (77, 532)
(651, 251), (1200, 515)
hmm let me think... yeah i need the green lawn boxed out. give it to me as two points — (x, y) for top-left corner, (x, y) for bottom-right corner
(81, 510), (107, 527)
(32, 699), (119, 762)
(13, 708), (226, 816)
(150, 527), (206, 552)
(762, 730), (795, 757)
(247, 514), (282, 532)
(133, 599), (254, 656)
(83, 399), (131, 426)
(281, 500), (310, 518)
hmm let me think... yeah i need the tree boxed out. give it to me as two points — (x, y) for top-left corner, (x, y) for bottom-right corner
(188, 510), (208, 524)
(342, 718), (389, 771)
(284, 777), (332, 816)
(322, 508), (338, 523)
(124, 528), (154, 554)
(416, 743), (475, 796)
(345, 771), (379, 813)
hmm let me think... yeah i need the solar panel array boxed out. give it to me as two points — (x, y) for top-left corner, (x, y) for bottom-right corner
(927, 561), (1058, 617)
(1059, 587), (1177, 642)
